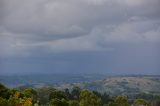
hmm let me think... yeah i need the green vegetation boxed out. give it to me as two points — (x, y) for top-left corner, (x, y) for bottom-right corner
(0, 83), (160, 106)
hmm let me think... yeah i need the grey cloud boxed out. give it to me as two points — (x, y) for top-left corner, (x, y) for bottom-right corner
(0, 0), (160, 56)
(2, 0), (159, 37)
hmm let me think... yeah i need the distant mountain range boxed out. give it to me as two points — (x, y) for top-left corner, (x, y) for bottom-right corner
(0, 74), (160, 96)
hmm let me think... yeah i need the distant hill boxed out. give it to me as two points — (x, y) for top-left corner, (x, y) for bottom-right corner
(52, 75), (160, 96)
(0, 74), (160, 96)
(0, 74), (107, 88)
(75, 76), (160, 96)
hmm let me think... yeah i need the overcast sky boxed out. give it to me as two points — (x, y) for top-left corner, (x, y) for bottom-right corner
(0, 0), (160, 75)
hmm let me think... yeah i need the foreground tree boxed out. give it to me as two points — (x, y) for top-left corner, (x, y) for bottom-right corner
(134, 99), (148, 106)
(1, 83), (160, 106)
(71, 87), (81, 100)
(49, 90), (67, 100)
(7, 91), (32, 106)
(151, 97), (160, 106)
(79, 90), (101, 106)
(104, 102), (117, 106)
(49, 98), (69, 106)
(68, 100), (79, 106)
(36, 87), (56, 105)
(0, 83), (11, 99)
(93, 91), (113, 105)
(115, 96), (129, 106)
(0, 97), (8, 106)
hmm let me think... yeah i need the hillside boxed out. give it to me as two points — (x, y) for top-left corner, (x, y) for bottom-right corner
(52, 75), (160, 96)
(80, 76), (160, 96)
(1, 75), (160, 96)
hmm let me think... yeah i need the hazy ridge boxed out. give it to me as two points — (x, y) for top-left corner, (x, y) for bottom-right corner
(0, 74), (160, 96)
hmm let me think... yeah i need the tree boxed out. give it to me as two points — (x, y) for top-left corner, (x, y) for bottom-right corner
(7, 91), (33, 106)
(49, 98), (68, 106)
(0, 83), (11, 99)
(36, 87), (56, 105)
(0, 97), (8, 106)
(151, 97), (160, 106)
(79, 90), (101, 106)
(0, 83), (7, 91)
(115, 96), (129, 106)
(104, 102), (117, 106)
(93, 91), (113, 105)
(71, 87), (81, 100)
(69, 100), (79, 106)
(65, 88), (72, 100)
(23, 88), (37, 98)
(134, 99), (148, 106)
(23, 88), (38, 104)
(49, 90), (67, 100)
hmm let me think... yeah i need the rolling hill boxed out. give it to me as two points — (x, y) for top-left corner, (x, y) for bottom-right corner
(78, 76), (160, 96)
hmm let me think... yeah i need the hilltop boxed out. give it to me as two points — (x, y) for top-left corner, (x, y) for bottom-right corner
(81, 76), (160, 95)
(0, 74), (160, 96)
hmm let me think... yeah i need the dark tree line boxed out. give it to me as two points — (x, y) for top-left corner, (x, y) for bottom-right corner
(0, 83), (160, 106)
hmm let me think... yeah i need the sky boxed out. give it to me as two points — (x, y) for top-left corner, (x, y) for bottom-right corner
(0, 0), (160, 75)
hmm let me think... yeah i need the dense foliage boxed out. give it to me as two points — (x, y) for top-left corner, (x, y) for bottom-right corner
(0, 83), (160, 106)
